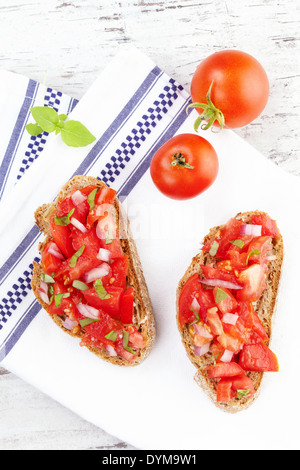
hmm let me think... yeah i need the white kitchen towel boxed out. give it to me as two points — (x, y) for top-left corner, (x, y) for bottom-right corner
(0, 45), (300, 450)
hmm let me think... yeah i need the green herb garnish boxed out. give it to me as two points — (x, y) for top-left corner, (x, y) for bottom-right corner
(54, 292), (70, 307)
(188, 306), (200, 326)
(214, 287), (228, 303)
(40, 273), (55, 283)
(26, 106), (96, 148)
(229, 239), (245, 249)
(122, 329), (136, 355)
(94, 279), (112, 300)
(246, 249), (260, 265)
(79, 318), (102, 327)
(237, 389), (251, 399)
(209, 240), (219, 257)
(105, 229), (114, 245)
(54, 207), (75, 226)
(69, 245), (85, 268)
(87, 188), (98, 210)
(72, 280), (89, 291)
(105, 330), (118, 342)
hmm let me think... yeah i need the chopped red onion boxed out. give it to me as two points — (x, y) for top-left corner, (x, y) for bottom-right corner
(193, 324), (213, 339)
(240, 223), (262, 236)
(39, 289), (50, 305)
(106, 344), (118, 357)
(63, 317), (78, 331)
(48, 242), (65, 260)
(77, 303), (100, 319)
(191, 297), (200, 313)
(97, 248), (111, 263)
(200, 278), (242, 290)
(194, 342), (211, 357)
(71, 190), (87, 206)
(70, 217), (87, 233)
(39, 280), (48, 294)
(222, 313), (239, 325)
(82, 263), (111, 283)
(220, 349), (234, 363)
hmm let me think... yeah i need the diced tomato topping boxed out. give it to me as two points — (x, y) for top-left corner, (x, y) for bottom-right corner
(207, 362), (245, 379)
(71, 225), (101, 258)
(206, 308), (223, 336)
(41, 241), (63, 274)
(180, 213), (280, 402)
(216, 379), (234, 402)
(82, 286), (123, 318)
(120, 287), (134, 324)
(50, 213), (74, 259)
(178, 274), (215, 327)
(251, 213), (280, 238)
(39, 183), (144, 362)
(109, 256), (129, 288)
(236, 264), (266, 302)
(213, 287), (238, 314)
(239, 341), (279, 372)
(200, 264), (241, 286)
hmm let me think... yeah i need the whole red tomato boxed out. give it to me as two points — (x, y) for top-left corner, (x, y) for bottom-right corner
(190, 50), (269, 130)
(150, 134), (218, 200)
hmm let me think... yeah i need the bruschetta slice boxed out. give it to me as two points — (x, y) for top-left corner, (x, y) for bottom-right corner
(176, 211), (283, 412)
(31, 175), (155, 366)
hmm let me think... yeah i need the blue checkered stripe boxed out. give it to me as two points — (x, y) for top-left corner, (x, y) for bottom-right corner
(16, 87), (63, 181)
(0, 257), (40, 329)
(0, 77), (184, 333)
(100, 77), (183, 185)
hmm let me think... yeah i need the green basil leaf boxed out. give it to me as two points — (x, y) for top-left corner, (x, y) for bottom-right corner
(72, 280), (89, 291)
(188, 306), (200, 326)
(30, 106), (59, 133)
(105, 229), (114, 245)
(79, 318), (102, 327)
(54, 207), (75, 226)
(54, 292), (70, 308)
(69, 245), (85, 268)
(40, 273), (55, 283)
(237, 389), (251, 399)
(214, 287), (228, 303)
(87, 188), (98, 210)
(122, 329), (136, 354)
(60, 120), (96, 148)
(209, 240), (219, 257)
(246, 249), (260, 265)
(229, 239), (245, 249)
(58, 113), (68, 122)
(26, 123), (43, 136)
(94, 279), (111, 300)
(105, 330), (118, 342)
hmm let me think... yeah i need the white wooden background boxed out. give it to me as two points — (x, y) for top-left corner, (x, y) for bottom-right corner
(0, 0), (299, 450)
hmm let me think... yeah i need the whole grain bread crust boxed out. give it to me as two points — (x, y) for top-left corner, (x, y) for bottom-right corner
(176, 211), (284, 413)
(31, 175), (155, 367)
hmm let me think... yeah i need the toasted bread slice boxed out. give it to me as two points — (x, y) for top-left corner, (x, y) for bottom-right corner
(31, 175), (155, 366)
(176, 211), (283, 412)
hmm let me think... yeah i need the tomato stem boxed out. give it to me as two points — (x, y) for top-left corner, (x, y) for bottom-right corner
(186, 82), (225, 132)
(170, 152), (194, 169)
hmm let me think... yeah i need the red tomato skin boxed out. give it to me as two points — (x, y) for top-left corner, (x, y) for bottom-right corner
(191, 50), (269, 129)
(109, 256), (129, 288)
(50, 214), (74, 259)
(41, 242), (63, 274)
(217, 379), (233, 402)
(150, 134), (218, 200)
(238, 341), (279, 372)
(120, 287), (134, 324)
(178, 273), (215, 327)
(83, 286), (123, 318)
(207, 362), (245, 379)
